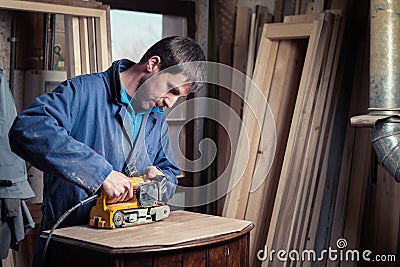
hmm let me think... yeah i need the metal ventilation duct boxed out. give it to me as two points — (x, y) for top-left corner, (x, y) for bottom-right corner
(351, 0), (400, 181)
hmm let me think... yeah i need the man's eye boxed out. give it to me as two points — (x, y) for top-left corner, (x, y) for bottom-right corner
(170, 88), (179, 95)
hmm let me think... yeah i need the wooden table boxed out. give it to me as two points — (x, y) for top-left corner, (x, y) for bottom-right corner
(44, 210), (254, 267)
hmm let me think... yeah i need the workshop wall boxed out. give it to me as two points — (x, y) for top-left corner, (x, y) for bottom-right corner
(0, 10), (24, 113)
(238, 0), (274, 11)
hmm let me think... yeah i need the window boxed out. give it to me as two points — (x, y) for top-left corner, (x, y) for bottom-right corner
(110, 10), (162, 62)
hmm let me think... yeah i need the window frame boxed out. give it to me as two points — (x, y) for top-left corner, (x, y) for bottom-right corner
(99, 0), (195, 38)
(0, 0), (112, 75)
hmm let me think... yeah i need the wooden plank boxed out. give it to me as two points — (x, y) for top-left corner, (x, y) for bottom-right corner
(364, 166), (400, 258)
(281, 15), (331, 256)
(22, 0), (103, 8)
(87, 17), (97, 73)
(250, 45), (295, 247)
(71, 16), (81, 76)
(295, 0), (301, 14)
(2, 250), (15, 267)
(223, 6), (251, 200)
(230, 5), (251, 112)
(285, 12), (334, 256)
(94, 6), (111, 72)
(274, 0), (284, 22)
(299, 12), (344, 257)
(232, 6), (250, 74)
(245, 12), (256, 83)
(104, 5), (112, 69)
(313, 0), (325, 13)
(284, 13), (321, 23)
(79, 17), (90, 74)
(336, 34), (371, 259)
(64, 15), (80, 77)
(0, 0), (106, 17)
(223, 34), (278, 220)
(265, 22), (315, 40)
(216, 0), (236, 208)
(324, 122), (361, 261)
(289, 13), (343, 257)
(339, 133), (370, 267)
(245, 39), (302, 267)
(224, 5), (250, 177)
(254, 5), (273, 62)
(216, 5), (234, 157)
(327, 34), (371, 267)
(216, 47), (232, 207)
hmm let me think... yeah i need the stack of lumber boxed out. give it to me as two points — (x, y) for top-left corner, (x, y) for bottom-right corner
(63, 1), (111, 77)
(214, 3), (273, 214)
(324, 17), (372, 266)
(264, 11), (344, 267)
(223, 9), (346, 267)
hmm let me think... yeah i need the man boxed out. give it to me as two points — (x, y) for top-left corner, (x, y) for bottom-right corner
(8, 36), (206, 266)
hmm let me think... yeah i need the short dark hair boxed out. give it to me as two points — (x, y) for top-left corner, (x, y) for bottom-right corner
(139, 36), (206, 93)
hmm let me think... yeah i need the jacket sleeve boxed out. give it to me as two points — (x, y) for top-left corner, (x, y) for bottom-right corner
(153, 118), (180, 201)
(8, 79), (113, 195)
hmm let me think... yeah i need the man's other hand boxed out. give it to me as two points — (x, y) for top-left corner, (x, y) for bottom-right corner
(101, 170), (134, 203)
(143, 166), (164, 182)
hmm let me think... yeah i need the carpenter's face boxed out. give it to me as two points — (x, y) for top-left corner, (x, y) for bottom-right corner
(133, 71), (192, 111)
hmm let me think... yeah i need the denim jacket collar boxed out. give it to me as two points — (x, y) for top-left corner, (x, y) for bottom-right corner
(109, 59), (135, 106)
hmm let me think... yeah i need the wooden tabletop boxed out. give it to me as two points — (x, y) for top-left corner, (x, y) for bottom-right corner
(44, 210), (254, 254)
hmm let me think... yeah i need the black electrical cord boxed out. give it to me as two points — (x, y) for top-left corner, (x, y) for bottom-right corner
(41, 193), (99, 267)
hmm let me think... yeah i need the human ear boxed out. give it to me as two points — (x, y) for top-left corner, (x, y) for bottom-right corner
(146, 56), (161, 72)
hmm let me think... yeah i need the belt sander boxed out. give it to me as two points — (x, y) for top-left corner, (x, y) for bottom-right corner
(89, 166), (170, 229)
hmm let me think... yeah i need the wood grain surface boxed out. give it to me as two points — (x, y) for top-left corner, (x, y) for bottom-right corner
(43, 211), (253, 250)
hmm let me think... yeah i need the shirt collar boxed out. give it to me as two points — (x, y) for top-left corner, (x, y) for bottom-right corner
(119, 63), (163, 115)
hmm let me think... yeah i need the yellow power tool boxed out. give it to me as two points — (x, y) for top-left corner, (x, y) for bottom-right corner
(89, 167), (170, 229)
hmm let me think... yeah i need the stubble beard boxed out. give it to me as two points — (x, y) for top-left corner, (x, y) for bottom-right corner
(132, 76), (155, 112)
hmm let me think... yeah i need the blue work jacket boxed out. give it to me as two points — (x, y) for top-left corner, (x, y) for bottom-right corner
(9, 59), (179, 230)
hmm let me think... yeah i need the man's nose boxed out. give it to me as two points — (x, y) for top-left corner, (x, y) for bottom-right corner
(165, 95), (179, 108)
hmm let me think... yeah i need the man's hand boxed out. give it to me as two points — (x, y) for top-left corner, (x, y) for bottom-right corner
(101, 170), (134, 203)
(143, 166), (164, 182)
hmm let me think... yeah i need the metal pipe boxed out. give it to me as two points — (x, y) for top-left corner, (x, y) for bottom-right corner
(370, 0), (400, 181)
(49, 14), (56, 70)
(43, 13), (49, 70)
